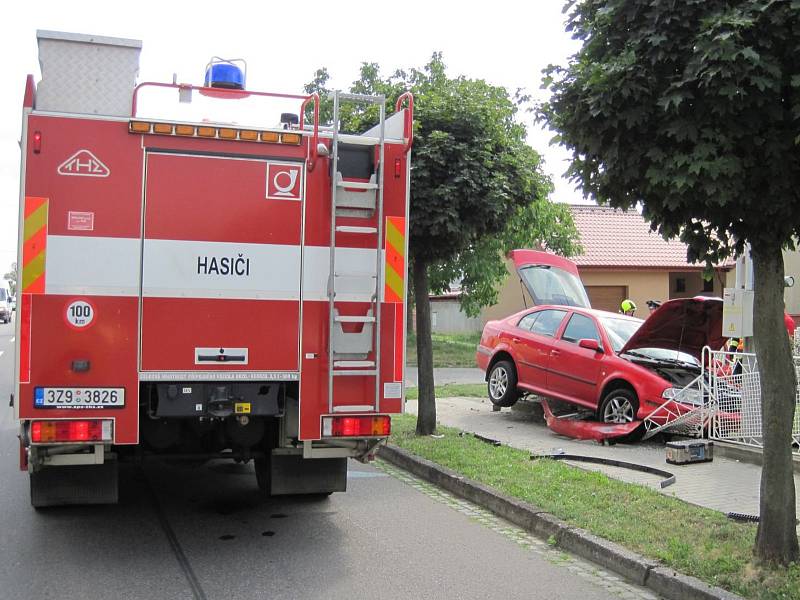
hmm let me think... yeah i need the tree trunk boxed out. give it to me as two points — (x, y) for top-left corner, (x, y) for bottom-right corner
(412, 257), (436, 435)
(752, 243), (800, 566)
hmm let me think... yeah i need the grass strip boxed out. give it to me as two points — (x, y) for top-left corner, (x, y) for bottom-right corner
(405, 383), (486, 400)
(406, 331), (481, 368)
(389, 413), (800, 600)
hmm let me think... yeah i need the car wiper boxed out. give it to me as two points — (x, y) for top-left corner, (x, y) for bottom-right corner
(621, 351), (698, 369)
(653, 357), (700, 369)
(621, 350), (656, 360)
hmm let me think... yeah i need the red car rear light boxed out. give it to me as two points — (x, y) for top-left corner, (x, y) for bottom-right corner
(322, 415), (391, 437)
(30, 420), (113, 444)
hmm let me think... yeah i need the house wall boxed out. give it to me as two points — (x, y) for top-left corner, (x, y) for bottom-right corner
(429, 298), (483, 334)
(482, 260), (734, 324)
(719, 251), (799, 316)
(482, 263), (671, 321)
(579, 270), (669, 316)
(482, 260), (533, 324)
(667, 270), (725, 299)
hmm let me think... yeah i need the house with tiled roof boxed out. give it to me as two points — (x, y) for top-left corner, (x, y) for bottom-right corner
(482, 205), (736, 323)
(428, 204), (800, 334)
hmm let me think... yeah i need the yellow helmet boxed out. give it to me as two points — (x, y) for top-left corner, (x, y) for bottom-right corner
(620, 299), (636, 314)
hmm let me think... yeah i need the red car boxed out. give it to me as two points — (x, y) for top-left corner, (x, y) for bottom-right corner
(476, 251), (724, 423)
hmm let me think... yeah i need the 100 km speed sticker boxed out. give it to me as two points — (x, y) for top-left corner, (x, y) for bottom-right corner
(65, 300), (95, 329)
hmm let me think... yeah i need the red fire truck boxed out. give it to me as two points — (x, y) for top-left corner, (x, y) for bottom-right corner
(15, 31), (412, 506)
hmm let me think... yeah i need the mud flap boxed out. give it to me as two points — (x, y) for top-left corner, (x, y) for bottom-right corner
(30, 461), (119, 508)
(270, 455), (347, 495)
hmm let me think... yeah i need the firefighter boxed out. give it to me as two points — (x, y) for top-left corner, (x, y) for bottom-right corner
(620, 299), (637, 316)
(724, 337), (744, 377)
(646, 299), (661, 314)
(785, 312), (796, 339)
(727, 338), (742, 353)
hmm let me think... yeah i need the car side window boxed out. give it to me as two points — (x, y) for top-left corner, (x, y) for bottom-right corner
(561, 312), (601, 344)
(517, 312), (539, 331)
(530, 309), (567, 338)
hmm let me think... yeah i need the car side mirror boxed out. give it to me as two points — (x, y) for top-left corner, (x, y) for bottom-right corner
(578, 338), (603, 353)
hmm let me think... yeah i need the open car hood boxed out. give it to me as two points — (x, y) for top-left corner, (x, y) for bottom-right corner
(508, 249), (591, 308)
(619, 297), (724, 360)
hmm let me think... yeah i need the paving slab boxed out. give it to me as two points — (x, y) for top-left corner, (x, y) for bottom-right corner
(404, 395), (800, 521)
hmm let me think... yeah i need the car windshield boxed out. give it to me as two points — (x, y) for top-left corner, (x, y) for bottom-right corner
(519, 265), (590, 308)
(598, 316), (641, 353)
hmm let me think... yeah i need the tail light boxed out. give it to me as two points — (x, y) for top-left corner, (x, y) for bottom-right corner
(30, 420), (113, 444)
(322, 415), (391, 438)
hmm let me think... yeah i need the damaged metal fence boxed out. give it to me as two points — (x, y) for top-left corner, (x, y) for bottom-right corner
(701, 348), (800, 454)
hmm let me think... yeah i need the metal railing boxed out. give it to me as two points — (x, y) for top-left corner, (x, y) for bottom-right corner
(701, 348), (800, 454)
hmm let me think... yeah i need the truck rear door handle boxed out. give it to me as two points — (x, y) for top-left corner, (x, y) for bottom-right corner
(551, 350), (560, 356)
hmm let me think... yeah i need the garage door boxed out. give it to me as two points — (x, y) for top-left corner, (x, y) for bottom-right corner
(585, 285), (626, 313)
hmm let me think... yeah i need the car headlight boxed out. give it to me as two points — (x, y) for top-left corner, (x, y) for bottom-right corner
(661, 387), (676, 400)
(680, 388), (703, 405)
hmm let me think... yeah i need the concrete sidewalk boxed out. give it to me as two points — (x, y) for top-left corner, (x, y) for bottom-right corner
(405, 367), (484, 387)
(405, 395), (800, 522)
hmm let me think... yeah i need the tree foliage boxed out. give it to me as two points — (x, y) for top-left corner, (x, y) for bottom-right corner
(540, 0), (800, 566)
(307, 54), (580, 435)
(541, 0), (800, 263)
(306, 55), (580, 316)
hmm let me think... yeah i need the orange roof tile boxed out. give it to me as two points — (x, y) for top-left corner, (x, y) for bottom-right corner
(568, 205), (732, 270)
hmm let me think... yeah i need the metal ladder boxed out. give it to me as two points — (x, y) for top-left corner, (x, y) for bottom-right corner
(327, 91), (386, 413)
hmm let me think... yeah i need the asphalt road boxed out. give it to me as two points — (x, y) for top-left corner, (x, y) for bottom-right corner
(0, 317), (645, 600)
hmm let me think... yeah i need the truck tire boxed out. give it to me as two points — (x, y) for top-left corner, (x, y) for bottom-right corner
(254, 454), (271, 496)
(30, 461), (119, 508)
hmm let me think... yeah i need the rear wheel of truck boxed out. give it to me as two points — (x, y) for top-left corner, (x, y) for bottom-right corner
(255, 454), (271, 495)
(30, 461), (119, 508)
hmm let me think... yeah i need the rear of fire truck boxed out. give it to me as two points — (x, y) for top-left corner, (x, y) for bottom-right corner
(15, 31), (412, 507)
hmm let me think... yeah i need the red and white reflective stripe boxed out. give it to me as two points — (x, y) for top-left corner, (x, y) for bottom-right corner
(143, 240), (300, 300)
(46, 235), (140, 296)
(42, 236), (383, 301)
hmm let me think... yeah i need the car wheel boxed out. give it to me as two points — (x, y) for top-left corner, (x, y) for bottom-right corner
(599, 388), (639, 424)
(487, 360), (519, 408)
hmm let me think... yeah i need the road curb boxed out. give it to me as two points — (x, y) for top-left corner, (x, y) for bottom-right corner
(712, 441), (800, 474)
(378, 443), (743, 600)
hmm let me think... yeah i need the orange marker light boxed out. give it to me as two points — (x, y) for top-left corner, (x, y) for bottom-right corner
(129, 121), (151, 133)
(261, 131), (280, 143)
(153, 123), (174, 135)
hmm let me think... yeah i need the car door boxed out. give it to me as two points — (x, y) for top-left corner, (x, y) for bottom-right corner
(548, 311), (605, 408)
(508, 311), (543, 389)
(516, 309), (567, 392)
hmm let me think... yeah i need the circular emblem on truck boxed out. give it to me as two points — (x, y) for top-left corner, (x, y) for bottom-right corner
(65, 299), (95, 329)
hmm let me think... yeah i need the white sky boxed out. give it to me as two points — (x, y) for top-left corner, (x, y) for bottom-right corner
(0, 0), (587, 274)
